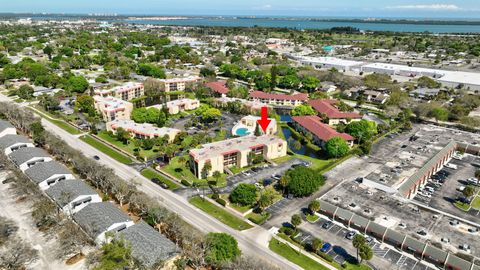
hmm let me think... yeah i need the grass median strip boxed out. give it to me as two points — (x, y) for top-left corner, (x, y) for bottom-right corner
(189, 196), (253, 231)
(28, 107), (82, 135)
(269, 239), (330, 270)
(80, 135), (132, 164)
(140, 168), (180, 190)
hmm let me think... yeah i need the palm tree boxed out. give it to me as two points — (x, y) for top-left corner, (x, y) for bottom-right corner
(308, 200), (321, 215)
(352, 234), (366, 262)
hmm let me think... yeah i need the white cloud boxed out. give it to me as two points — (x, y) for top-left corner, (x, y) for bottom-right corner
(253, 4), (273, 10)
(386, 4), (461, 11)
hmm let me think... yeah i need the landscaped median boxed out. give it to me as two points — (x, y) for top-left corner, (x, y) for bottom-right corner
(269, 238), (331, 270)
(80, 134), (132, 164)
(189, 196), (253, 231)
(140, 167), (180, 190)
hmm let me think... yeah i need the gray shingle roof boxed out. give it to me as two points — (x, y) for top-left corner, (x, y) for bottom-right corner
(8, 147), (50, 166)
(45, 180), (98, 207)
(0, 134), (31, 150)
(24, 160), (71, 184)
(73, 202), (132, 239)
(117, 221), (178, 267)
(0, 120), (14, 132)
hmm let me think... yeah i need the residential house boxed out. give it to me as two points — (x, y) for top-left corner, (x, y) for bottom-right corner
(291, 115), (354, 148)
(409, 88), (442, 100)
(45, 180), (102, 214)
(24, 160), (75, 190)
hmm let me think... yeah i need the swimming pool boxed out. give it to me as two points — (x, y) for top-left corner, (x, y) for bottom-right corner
(235, 127), (250, 136)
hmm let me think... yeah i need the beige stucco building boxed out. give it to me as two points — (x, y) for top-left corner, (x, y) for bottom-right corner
(189, 135), (287, 179)
(93, 96), (134, 122)
(94, 82), (144, 101)
(106, 119), (180, 142)
(159, 76), (201, 92)
(148, 98), (200, 115)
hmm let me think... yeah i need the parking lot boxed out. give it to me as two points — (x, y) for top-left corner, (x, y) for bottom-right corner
(218, 158), (306, 193)
(311, 218), (437, 270)
(415, 154), (480, 224)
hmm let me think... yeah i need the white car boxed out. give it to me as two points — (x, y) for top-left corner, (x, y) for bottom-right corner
(444, 163), (458, 170)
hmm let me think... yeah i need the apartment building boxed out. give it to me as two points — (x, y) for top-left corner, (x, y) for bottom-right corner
(159, 76), (201, 92)
(291, 115), (354, 148)
(249, 91), (308, 107)
(106, 119), (180, 142)
(189, 135), (287, 179)
(94, 82), (144, 101)
(148, 98), (200, 115)
(308, 99), (362, 125)
(93, 96), (134, 122)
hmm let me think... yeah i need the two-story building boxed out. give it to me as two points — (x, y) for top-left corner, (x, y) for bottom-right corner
(292, 115), (354, 148)
(106, 119), (180, 142)
(308, 99), (362, 125)
(249, 91), (308, 107)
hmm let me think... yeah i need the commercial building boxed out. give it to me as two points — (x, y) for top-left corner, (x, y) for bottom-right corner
(291, 115), (354, 148)
(24, 160), (75, 191)
(93, 95), (134, 122)
(45, 180), (102, 214)
(159, 76), (201, 92)
(250, 91), (308, 107)
(149, 98), (200, 115)
(94, 82), (144, 101)
(318, 200), (474, 270)
(189, 135), (287, 179)
(0, 134), (35, 155)
(361, 63), (444, 78)
(106, 119), (180, 142)
(299, 56), (364, 72)
(73, 202), (135, 244)
(232, 115), (277, 137)
(308, 99), (362, 125)
(437, 71), (480, 91)
(0, 120), (17, 138)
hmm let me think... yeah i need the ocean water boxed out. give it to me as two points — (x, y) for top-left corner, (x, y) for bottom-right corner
(124, 17), (480, 33)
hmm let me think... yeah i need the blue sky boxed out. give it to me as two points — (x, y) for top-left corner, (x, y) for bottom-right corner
(3, 0), (480, 18)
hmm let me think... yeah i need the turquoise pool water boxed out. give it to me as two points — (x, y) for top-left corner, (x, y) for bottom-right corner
(236, 127), (250, 136)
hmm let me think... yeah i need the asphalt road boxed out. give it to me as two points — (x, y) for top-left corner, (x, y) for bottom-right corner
(27, 104), (300, 270)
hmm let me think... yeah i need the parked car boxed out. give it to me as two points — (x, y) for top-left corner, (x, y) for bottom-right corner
(320, 242), (332, 253)
(271, 174), (281, 180)
(366, 237), (374, 245)
(322, 221), (333, 229)
(93, 155), (100, 160)
(444, 163), (458, 170)
(346, 231), (356, 240)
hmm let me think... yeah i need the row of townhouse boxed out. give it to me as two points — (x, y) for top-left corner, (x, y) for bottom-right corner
(0, 120), (178, 268)
(319, 200), (478, 270)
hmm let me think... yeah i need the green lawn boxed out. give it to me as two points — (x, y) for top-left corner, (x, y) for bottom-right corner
(454, 200), (471, 211)
(162, 155), (227, 187)
(471, 196), (480, 210)
(31, 107), (82, 135)
(306, 214), (319, 223)
(97, 131), (159, 159)
(269, 239), (330, 270)
(246, 211), (270, 225)
(80, 135), (132, 164)
(140, 168), (180, 190)
(189, 196), (253, 231)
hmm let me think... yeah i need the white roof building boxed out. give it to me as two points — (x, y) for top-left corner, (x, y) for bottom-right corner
(300, 56), (364, 72)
